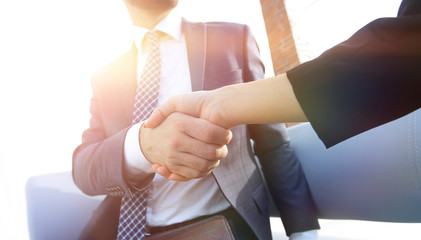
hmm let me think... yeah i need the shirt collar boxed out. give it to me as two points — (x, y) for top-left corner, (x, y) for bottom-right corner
(132, 11), (183, 52)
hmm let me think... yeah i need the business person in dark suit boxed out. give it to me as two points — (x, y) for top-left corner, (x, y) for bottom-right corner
(73, 0), (319, 239)
(146, 0), (421, 150)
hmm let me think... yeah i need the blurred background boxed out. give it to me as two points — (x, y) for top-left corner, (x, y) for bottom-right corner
(1, 0), (419, 239)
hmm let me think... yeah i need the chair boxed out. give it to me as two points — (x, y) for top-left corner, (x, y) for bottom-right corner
(288, 109), (421, 222)
(25, 172), (103, 240)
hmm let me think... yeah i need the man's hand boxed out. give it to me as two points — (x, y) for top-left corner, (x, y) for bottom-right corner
(140, 112), (232, 181)
(151, 164), (185, 181)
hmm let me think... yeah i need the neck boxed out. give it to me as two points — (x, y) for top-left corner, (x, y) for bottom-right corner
(126, 7), (172, 29)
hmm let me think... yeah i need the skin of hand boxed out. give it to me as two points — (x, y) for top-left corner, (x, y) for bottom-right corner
(146, 74), (308, 180)
(145, 90), (223, 128)
(146, 91), (230, 181)
(140, 112), (232, 180)
(145, 73), (307, 129)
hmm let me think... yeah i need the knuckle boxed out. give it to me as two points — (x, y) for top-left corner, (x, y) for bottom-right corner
(212, 160), (221, 170)
(206, 160), (219, 171)
(173, 119), (184, 129)
(197, 160), (208, 172)
(165, 154), (177, 165)
(214, 160), (221, 168)
(203, 129), (214, 142)
(225, 130), (233, 144)
(168, 138), (179, 149)
(172, 113), (186, 127)
(218, 145), (229, 158)
(168, 164), (181, 174)
(206, 147), (218, 160)
(206, 145), (229, 160)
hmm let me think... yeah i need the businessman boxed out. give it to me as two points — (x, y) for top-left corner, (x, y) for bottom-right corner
(73, 0), (319, 239)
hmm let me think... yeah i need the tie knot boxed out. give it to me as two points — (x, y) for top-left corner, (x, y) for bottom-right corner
(143, 30), (160, 50)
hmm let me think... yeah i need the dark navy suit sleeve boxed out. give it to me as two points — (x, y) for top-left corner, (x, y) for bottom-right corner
(287, 0), (421, 148)
(248, 123), (320, 235)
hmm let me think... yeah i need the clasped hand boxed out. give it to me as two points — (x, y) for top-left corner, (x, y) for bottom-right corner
(140, 112), (231, 181)
(143, 74), (306, 181)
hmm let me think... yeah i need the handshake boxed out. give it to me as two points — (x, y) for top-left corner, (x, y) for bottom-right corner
(142, 74), (306, 181)
(142, 89), (234, 182)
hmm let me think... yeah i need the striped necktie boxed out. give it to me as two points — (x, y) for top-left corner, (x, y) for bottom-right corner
(117, 30), (161, 240)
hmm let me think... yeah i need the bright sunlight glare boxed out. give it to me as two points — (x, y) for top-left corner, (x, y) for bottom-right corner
(0, 0), (419, 239)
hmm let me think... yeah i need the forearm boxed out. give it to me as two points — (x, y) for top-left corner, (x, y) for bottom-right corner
(213, 73), (307, 128)
(287, 13), (421, 147)
(146, 73), (308, 130)
(72, 128), (132, 197)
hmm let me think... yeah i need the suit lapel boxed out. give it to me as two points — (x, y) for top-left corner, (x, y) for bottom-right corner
(183, 19), (206, 91)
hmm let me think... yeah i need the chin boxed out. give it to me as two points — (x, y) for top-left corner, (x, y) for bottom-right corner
(127, 0), (178, 10)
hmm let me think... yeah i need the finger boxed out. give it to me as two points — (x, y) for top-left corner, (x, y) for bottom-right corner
(151, 163), (160, 172)
(145, 105), (171, 129)
(166, 165), (211, 179)
(181, 140), (229, 162)
(168, 173), (191, 181)
(145, 95), (191, 128)
(155, 165), (172, 178)
(165, 120), (229, 161)
(167, 139), (225, 169)
(181, 114), (232, 146)
(165, 155), (220, 179)
(168, 158), (219, 178)
(153, 164), (192, 181)
(145, 93), (205, 129)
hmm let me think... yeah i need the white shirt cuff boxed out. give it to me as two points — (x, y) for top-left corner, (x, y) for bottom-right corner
(124, 122), (154, 174)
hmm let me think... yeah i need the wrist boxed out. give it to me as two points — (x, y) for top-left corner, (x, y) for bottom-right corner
(207, 86), (237, 128)
(124, 122), (153, 172)
(138, 121), (153, 164)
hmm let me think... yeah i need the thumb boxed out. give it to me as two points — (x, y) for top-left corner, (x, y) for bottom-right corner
(144, 106), (169, 128)
(145, 93), (203, 128)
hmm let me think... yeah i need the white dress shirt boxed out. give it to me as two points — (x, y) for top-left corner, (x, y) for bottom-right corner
(123, 12), (230, 227)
